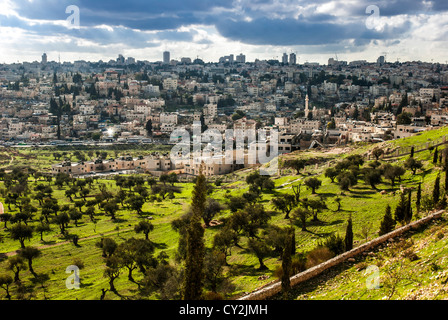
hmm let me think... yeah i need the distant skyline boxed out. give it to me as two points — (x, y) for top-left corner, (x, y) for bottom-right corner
(0, 0), (447, 65)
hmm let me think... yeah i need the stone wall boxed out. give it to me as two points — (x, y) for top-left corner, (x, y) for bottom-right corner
(238, 210), (445, 300)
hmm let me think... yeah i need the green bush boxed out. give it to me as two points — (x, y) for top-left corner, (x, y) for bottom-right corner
(319, 233), (345, 256)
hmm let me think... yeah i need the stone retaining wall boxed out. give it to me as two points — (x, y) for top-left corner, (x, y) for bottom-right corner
(238, 210), (445, 300)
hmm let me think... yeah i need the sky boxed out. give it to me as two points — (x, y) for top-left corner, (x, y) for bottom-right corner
(0, 0), (447, 64)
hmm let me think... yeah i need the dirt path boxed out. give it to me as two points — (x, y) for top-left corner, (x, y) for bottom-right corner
(278, 178), (302, 188)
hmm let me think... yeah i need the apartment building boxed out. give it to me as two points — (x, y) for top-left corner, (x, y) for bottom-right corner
(394, 125), (426, 139)
(163, 78), (178, 91)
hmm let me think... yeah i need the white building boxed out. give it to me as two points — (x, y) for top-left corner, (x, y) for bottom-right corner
(160, 112), (178, 125)
(203, 104), (218, 118)
(163, 78), (178, 91)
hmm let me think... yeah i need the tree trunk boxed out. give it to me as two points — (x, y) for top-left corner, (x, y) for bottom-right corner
(128, 269), (134, 283)
(257, 259), (267, 271)
(14, 271), (20, 283)
(109, 279), (117, 294)
(100, 289), (108, 300)
(28, 259), (36, 276)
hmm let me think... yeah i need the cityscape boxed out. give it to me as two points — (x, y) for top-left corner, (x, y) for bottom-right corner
(0, 0), (448, 310)
(2, 51), (447, 177)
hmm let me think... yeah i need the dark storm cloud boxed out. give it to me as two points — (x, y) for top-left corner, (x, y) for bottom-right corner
(3, 0), (447, 51)
(10, 0), (230, 30)
(214, 16), (411, 46)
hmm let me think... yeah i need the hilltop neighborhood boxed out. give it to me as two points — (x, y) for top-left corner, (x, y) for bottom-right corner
(1, 53), (448, 176)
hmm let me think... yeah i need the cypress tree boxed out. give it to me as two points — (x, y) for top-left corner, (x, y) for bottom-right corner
(416, 182), (422, 213)
(445, 166), (448, 193)
(290, 230), (296, 255)
(344, 215), (353, 251)
(405, 190), (413, 224)
(433, 148), (439, 165)
(379, 204), (395, 236)
(394, 192), (406, 224)
(182, 169), (207, 300)
(433, 174), (440, 205)
(281, 228), (294, 297)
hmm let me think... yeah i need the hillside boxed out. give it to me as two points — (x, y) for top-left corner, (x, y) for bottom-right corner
(273, 214), (448, 300)
(0, 126), (447, 300)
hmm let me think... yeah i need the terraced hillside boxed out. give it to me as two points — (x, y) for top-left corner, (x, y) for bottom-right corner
(273, 214), (448, 300)
(0, 126), (447, 300)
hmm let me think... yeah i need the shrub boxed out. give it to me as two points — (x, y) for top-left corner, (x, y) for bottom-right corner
(421, 195), (434, 213)
(379, 204), (396, 236)
(430, 262), (441, 272)
(72, 257), (85, 270)
(275, 254), (307, 280)
(319, 233), (345, 256)
(355, 261), (368, 271)
(305, 247), (335, 269)
(291, 255), (307, 274)
(402, 248), (419, 261)
(214, 178), (223, 187)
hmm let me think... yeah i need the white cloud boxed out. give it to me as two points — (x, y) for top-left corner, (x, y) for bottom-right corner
(0, 0), (447, 64)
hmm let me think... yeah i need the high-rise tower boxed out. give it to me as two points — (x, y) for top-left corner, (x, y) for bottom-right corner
(163, 51), (170, 64)
(289, 53), (297, 65)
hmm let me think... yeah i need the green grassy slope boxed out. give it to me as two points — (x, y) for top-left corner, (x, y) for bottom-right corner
(273, 215), (448, 300)
(0, 126), (447, 300)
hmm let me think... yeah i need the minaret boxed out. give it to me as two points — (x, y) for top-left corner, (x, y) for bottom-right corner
(305, 94), (310, 119)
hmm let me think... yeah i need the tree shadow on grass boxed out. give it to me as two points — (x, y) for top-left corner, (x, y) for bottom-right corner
(302, 229), (334, 239)
(332, 208), (356, 213)
(152, 241), (168, 250)
(134, 211), (157, 220)
(41, 240), (56, 246)
(80, 281), (94, 288)
(227, 263), (272, 278)
(317, 192), (338, 199)
(112, 218), (128, 224)
(269, 210), (282, 218)
(348, 189), (377, 198)
(308, 218), (344, 228)
(292, 218), (345, 238)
